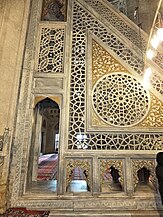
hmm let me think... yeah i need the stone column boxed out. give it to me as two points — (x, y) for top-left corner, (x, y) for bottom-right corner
(93, 157), (100, 194)
(32, 109), (42, 181)
(125, 157), (134, 196)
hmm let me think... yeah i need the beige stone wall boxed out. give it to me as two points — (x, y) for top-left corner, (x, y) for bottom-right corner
(0, 0), (30, 213)
(0, 0), (29, 135)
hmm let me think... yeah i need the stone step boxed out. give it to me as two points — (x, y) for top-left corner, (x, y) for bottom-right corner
(49, 211), (162, 217)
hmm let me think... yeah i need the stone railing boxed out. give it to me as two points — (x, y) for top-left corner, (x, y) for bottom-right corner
(82, 0), (147, 50)
(81, 0), (163, 71)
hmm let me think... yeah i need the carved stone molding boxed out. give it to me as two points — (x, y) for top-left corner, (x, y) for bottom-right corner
(0, 157), (4, 167)
(10, 0), (40, 206)
(16, 197), (161, 210)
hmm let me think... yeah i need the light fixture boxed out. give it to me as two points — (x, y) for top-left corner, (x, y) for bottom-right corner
(146, 49), (154, 60)
(156, 27), (163, 41)
(151, 34), (160, 49)
(144, 67), (152, 80)
(142, 67), (152, 89)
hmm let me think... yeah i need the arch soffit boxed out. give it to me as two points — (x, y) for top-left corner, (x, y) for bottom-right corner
(34, 96), (61, 108)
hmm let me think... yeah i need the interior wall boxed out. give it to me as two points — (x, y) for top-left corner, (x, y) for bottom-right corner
(0, 0), (30, 213)
(0, 0), (29, 134)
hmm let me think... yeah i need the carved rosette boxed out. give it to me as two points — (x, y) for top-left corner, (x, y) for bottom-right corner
(92, 72), (150, 127)
(100, 159), (123, 188)
(66, 159), (91, 190)
(132, 160), (156, 189)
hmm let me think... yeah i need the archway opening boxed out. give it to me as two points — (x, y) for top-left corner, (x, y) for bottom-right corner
(27, 97), (60, 192)
(136, 167), (154, 192)
(66, 166), (89, 193)
(101, 165), (122, 192)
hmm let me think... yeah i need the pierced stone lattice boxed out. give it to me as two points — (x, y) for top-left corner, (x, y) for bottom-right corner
(83, 0), (163, 71)
(92, 40), (127, 85)
(83, 0), (147, 51)
(66, 159), (91, 190)
(100, 159), (123, 188)
(92, 41), (163, 128)
(38, 28), (64, 73)
(80, 1), (163, 94)
(92, 72), (150, 127)
(92, 93), (163, 128)
(140, 94), (163, 128)
(132, 160), (156, 189)
(68, 1), (163, 150)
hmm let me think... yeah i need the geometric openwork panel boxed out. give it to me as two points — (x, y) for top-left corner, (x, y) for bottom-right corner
(91, 41), (163, 129)
(92, 72), (150, 127)
(84, 0), (163, 72)
(81, 0), (163, 95)
(68, 1), (163, 150)
(84, 0), (146, 50)
(38, 28), (64, 73)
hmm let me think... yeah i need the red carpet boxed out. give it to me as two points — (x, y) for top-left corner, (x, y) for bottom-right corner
(71, 167), (85, 180)
(37, 154), (58, 181)
(37, 155), (85, 181)
(0, 208), (49, 216)
(103, 168), (113, 181)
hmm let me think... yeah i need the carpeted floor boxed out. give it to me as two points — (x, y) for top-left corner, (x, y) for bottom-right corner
(37, 154), (58, 181)
(103, 168), (113, 181)
(37, 154), (88, 181)
(0, 208), (49, 217)
(71, 166), (85, 180)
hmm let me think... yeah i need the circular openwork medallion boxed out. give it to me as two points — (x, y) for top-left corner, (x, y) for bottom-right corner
(92, 72), (150, 127)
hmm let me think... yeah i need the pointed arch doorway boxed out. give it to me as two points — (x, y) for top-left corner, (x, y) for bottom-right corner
(28, 97), (60, 192)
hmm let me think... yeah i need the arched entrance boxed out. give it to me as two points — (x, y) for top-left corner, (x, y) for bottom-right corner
(27, 97), (60, 191)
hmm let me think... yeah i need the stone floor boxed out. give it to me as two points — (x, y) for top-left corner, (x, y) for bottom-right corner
(27, 180), (88, 193)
